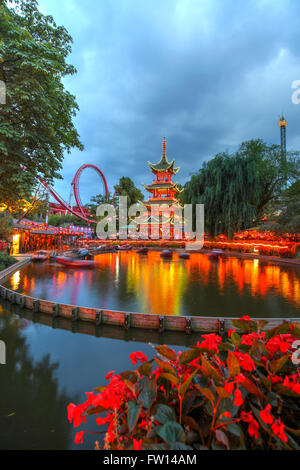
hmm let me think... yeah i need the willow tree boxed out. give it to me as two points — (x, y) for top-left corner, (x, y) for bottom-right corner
(183, 139), (300, 238)
(0, 0), (83, 206)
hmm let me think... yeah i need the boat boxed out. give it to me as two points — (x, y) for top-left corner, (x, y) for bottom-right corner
(49, 250), (57, 261)
(160, 249), (173, 259)
(136, 247), (148, 254)
(55, 256), (95, 268)
(62, 248), (90, 259)
(115, 244), (132, 251)
(32, 250), (49, 262)
(207, 249), (224, 259)
(179, 252), (190, 259)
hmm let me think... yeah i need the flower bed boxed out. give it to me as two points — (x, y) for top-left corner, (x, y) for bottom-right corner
(67, 317), (300, 450)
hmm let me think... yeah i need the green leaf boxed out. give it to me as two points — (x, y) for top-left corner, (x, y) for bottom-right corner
(86, 405), (108, 415)
(154, 356), (177, 375)
(241, 376), (266, 401)
(230, 331), (241, 347)
(265, 322), (291, 339)
(194, 385), (215, 403)
(227, 351), (240, 377)
(124, 379), (137, 396)
(159, 373), (179, 386)
(215, 386), (231, 399)
(215, 429), (229, 449)
(191, 345), (217, 355)
(93, 386), (107, 393)
(178, 368), (200, 396)
(231, 318), (257, 332)
(170, 442), (193, 450)
(156, 421), (185, 443)
(153, 404), (176, 424)
(138, 377), (157, 409)
(178, 348), (200, 364)
(138, 361), (152, 377)
(270, 355), (289, 374)
(200, 354), (222, 382)
(154, 345), (177, 362)
(127, 400), (142, 432)
(226, 422), (243, 438)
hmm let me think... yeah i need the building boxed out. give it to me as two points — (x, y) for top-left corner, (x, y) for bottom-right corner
(140, 138), (183, 239)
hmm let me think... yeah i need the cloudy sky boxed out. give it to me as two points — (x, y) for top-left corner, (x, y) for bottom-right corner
(38, 0), (300, 204)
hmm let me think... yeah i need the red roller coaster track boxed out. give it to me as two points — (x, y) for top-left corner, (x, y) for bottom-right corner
(21, 164), (110, 224)
(72, 164), (109, 219)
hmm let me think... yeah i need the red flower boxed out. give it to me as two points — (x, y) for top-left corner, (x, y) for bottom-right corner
(67, 403), (76, 423)
(241, 411), (259, 439)
(248, 419), (259, 439)
(96, 414), (112, 426)
(105, 371), (115, 380)
(130, 351), (148, 366)
(67, 403), (88, 427)
(199, 333), (222, 353)
(74, 431), (85, 444)
(234, 387), (243, 407)
(239, 315), (251, 321)
(223, 412), (231, 418)
(271, 418), (288, 442)
(224, 381), (234, 394)
(260, 404), (273, 425)
(233, 352), (255, 372)
(133, 439), (142, 450)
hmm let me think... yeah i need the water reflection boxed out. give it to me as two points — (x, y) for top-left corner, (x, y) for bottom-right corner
(3, 252), (300, 318)
(0, 306), (75, 450)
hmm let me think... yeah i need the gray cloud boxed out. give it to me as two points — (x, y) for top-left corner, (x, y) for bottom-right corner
(39, 0), (300, 203)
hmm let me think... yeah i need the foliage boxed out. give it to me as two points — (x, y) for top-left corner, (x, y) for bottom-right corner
(8, 183), (49, 221)
(114, 177), (144, 208)
(86, 193), (118, 219)
(0, 212), (14, 240)
(67, 317), (300, 450)
(263, 181), (300, 234)
(0, 0), (83, 207)
(48, 213), (89, 228)
(182, 140), (300, 238)
(0, 252), (17, 271)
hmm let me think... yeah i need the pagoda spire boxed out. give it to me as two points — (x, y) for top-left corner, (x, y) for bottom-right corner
(162, 136), (166, 158)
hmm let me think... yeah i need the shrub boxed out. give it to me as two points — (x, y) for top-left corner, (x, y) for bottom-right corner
(67, 317), (300, 450)
(0, 252), (17, 271)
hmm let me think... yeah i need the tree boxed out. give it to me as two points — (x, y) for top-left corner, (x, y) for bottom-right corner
(0, 212), (13, 240)
(0, 0), (83, 207)
(86, 193), (118, 219)
(114, 177), (144, 208)
(182, 139), (300, 238)
(7, 182), (49, 222)
(263, 180), (300, 234)
(48, 213), (89, 227)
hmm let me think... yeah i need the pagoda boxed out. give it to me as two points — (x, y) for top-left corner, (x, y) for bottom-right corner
(143, 137), (182, 207)
(141, 138), (183, 239)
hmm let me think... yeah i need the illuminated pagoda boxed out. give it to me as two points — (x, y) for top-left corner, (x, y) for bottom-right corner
(141, 138), (183, 239)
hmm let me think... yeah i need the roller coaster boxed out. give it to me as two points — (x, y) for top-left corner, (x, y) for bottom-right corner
(21, 164), (110, 224)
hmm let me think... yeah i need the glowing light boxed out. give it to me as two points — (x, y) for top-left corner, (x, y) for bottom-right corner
(11, 270), (20, 290)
